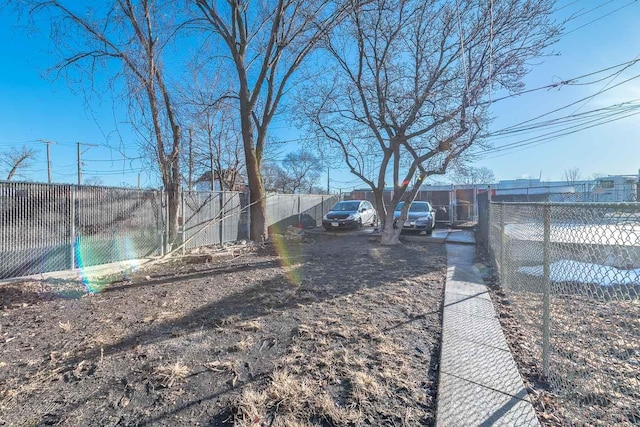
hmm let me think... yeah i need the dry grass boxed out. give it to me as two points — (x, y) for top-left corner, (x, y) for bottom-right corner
(349, 371), (385, 403)
(231, 272), (442, 426)
(58, 321), (72, 332)
(234, 370), (364, 427)
(0, 234), (445, 426)
(229, 336), (254, 353)
(218, 315), (241, 326)
(89, 325), (127, 347)
(203, 360), (236, 373)
(496, 288), (640, 426)
(237, 320), (263, 332)
(154, 361), (191, 388)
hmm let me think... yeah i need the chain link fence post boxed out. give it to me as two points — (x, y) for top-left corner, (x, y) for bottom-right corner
(70, 186), (76, 269)
(159, 189), (165, 256)
(219, 191), (224, 246)
(181, 190), (186, 255)
(542, 202), (552, 379)
(499, 202), (505, 284)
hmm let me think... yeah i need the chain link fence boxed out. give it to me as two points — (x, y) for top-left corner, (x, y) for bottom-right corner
(484, 201), (640, 424)
(266, 193), (342, 234)
(0, 182), (164, 280)
(181, 190), (249, 251)
(0, 182), (340, 280)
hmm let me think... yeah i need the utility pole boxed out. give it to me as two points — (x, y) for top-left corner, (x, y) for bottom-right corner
(327, 167), (330, 194)
(38, 139), (55, 183)
(188, 127), (193, 191)
(77, 143), (81, 185)
(77, 142), (98, 186)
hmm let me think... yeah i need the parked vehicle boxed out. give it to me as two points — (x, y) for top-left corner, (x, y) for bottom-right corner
(393, 201), (436, 234)
(591, 175), (638, 202)
(322, 200), (377, 230)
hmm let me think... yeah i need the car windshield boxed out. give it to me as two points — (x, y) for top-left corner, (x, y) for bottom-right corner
(331, 201), (361, 211)
(395, 202), (430, 212)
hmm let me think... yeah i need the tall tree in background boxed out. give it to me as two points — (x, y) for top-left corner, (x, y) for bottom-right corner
(301, 0), (560, 245)
(2, 146), (37, 181)
(183, 88), (245, 191)
(452, 165), (496, 185)
(261, 161), (290, 193)
(262, 149), (324, 193)
(192, 0), (356, 241)
(28, 0), (184, 244)
(282, 149), (324, 193)
(564, 167), (582, 186)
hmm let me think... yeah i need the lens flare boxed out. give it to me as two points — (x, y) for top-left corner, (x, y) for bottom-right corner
(271, 235), (302, 285)
(75, 235), (140, 294)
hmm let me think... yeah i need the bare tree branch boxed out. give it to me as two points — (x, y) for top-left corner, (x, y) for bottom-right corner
(192, 0), (359, 241)
(2, 146), (37, 181)
(299, 0), (560, 245)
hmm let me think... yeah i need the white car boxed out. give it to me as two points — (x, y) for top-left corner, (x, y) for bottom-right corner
(322, 200), (378, 230)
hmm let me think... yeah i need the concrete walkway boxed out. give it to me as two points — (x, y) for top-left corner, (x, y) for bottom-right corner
(436, 240), (539, 426)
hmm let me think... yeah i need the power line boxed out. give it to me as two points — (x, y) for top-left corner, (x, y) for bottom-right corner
(570, 0), (617, 20)
(553, 0), (581, 13)
(477, 58), (640, 107)
(494, 72), (640, 134)
(563, 0), (638, 36)
(480, 111), (640, 161)
(489, 99), (640, 138)
(82, 156), (145, 162)
(479, 105), (640, 158)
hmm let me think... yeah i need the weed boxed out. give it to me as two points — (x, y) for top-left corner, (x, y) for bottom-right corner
(154, 360), (191, 388)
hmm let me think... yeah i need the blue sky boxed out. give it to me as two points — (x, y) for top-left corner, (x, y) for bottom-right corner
(1, 0), (639, 190)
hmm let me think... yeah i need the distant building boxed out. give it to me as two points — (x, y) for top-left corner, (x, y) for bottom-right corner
(348, 172), (640, 223)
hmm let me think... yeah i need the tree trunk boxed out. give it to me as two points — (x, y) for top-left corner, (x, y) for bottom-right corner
(245, 150), (268, 242)
(373, 186), (405, 245)
(380, 219), (401, 245)
(166, 182), (180, 248)
(238, 90), (268, 242)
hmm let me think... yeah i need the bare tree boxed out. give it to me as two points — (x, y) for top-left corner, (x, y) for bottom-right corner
(261, 150), (324, 194)
(2, 146), (36, 181)
(564, 167), (582, 186)
(83, 176), (105, 186)
(192, 0), (357, 241)
(261, 161), (290, 193)
(282, 149), (324, 193)
(300, 0), (560, 245)
(184, 91), (245, 192)
(27, 0), (184, 244)
(452, 166), (495, 185)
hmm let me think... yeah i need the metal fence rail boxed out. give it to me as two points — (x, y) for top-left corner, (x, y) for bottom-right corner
(484, 201), (640, 424)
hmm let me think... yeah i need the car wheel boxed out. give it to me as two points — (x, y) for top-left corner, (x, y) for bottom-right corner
(426, 228), (433, 235)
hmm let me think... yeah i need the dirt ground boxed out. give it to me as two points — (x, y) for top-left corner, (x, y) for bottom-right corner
(0, 231), (446, 426)
(477, 250), (640, 427)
